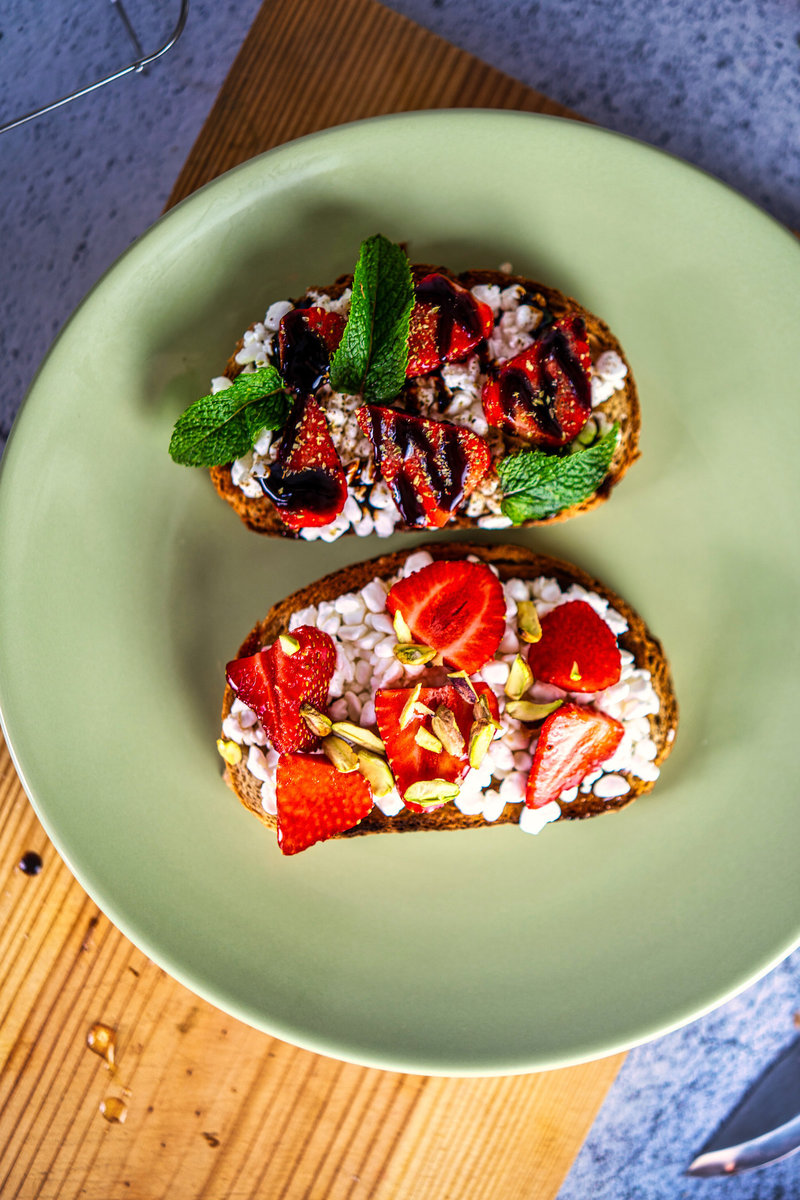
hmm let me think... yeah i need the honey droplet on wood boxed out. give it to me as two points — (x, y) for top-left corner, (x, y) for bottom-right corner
(99, 1096), (127, 1124)
(87, 1022), (116, 1069)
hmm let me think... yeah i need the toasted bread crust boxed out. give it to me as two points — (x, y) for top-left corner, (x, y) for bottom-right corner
(221, 543), (677, 840)
(209, 266), (640, 536)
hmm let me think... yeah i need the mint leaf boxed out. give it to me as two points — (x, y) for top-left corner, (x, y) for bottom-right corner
(498, 424), (620, 523)
(329, 233), (413, 402)
(169, 366), (290, 467)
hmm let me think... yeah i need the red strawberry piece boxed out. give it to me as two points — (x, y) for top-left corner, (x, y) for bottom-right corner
(375, 684), (500, 811)
(278, 306), (347, 394)
(406, 274), (494, 377)
(386, 559), (506, 674)
(356, 405), (490, 528)
(258, 394), (348, 530)
(525, 702), (624, 808)
(482, 314), (592, 446)
(226, 625), (337, 754)
(275, 754), (373, 855)
(527, 600), (621, 693)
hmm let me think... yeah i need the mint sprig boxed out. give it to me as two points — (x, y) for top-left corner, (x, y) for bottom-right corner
(168, 366), (290, 467)
(498, 424), (620, 524)
(329, 233), (414, 402)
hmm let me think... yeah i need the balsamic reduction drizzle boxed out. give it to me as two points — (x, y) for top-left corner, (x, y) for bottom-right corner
(415, 274), (484, 358)
(500, 321), (590, 437)
(278, 309), (330, 394)
(367, 408), (470, 526)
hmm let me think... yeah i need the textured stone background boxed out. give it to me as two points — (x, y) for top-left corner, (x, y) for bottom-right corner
(1, 3), (799, 1196)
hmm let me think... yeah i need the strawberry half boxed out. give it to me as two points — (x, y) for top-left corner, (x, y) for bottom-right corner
(278, 306), (346, 394)
(482, 314), (592, 446)
(386, 559), (506, 674)
(356, 405), (490, 528)
(226, 625), (337, 754)
(275, 754), (373, 855)
(258, 394), (348, 530)
(525, 702), (624, 808)
(527, 600), (621, 693)
(375, 684), (500, 811)
(406, 274), (494, 377)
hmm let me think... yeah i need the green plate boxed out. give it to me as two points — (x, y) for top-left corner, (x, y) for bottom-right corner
(1, 111), (799, 1076)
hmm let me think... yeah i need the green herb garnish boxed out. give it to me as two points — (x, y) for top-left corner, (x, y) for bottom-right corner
(168, 366), (290, 467)
(497, 424), (620, 524)
(329, 233), (414, 402)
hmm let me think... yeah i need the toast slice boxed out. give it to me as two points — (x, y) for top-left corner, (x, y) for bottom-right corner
(219, 543), (677, 849)
(208, 262), (640, 538)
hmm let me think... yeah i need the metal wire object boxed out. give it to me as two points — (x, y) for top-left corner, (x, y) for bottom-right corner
(0, 0), (190, 136)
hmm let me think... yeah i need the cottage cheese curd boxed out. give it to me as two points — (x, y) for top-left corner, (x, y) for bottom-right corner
(221, 551), (662, 836)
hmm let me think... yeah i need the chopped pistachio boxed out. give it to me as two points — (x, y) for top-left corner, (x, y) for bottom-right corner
(569, 660), (582, 683)
(331, 720), (385, 753)
(321, 734), (359, 773)
(356, 749), (395, 797)
(516, 601), (542, 644)
(404, 779), (460, 805)
(392, 609), (413, 643)
(504, 653), (534, 701)
(506, 699), (563, 722)
(468, 694), (500, 769)
(468, 722), (494, 769)
(431, 705), (465, 756)
(399, 683), (433, 729)
(299, 703), (333, 738)
(474, 693), (501, 731)
(414, 726), (443, 753)
(216, 737), (242, 766)
(393, 642), (437, 666)
(446, 670), (478, 702)
(278, 633), (300, 656)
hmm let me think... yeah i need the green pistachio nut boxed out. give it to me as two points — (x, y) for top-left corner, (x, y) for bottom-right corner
(516, 601), (542, 644)
(505, 699), (564, 722)
(278, 633), (301, 656)
(431, 705), (465, 756)
(331, 720), (385, 753)
(392, 609), (414, 643)
(321, 734), (359, 773)
(504, 654), (534, 701)
(404, 779), (460, 806)
(299, 703), (333, 738)
(414, 726), (443, 753)
(393, 643), (437, 666)
(356, 749), (395, 797)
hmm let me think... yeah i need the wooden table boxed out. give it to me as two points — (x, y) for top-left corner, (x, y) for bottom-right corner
(0, 3), (625, 1195)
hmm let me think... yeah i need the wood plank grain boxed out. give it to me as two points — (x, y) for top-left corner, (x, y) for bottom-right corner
(0, 3), (624, 1197)
(166, 0), (584, 210)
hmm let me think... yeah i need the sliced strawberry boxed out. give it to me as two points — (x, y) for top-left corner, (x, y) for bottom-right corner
(278, 306), (346, 394)
(258, 395), (348, 530)
(375, 684), (499, 811)
(482, 314), (592, 446)
(356, 405), (490, 528)
(406, 274), (494, 377)
(226, 625), (337, 754)
(386, 559), (506, 674)
(527, 600), (621, 693)
(275, 754), (373, 855)
(526, 702), (624, 808)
